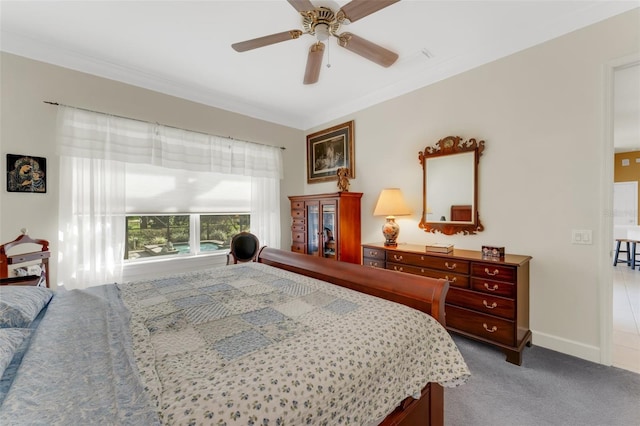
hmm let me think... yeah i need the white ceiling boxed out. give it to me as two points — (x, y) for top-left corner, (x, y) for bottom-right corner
(0, 0), (638, 131)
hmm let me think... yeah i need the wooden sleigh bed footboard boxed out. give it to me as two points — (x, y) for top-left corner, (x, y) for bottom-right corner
(257, 247), (449, 426)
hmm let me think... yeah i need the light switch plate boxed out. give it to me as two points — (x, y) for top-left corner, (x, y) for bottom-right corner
(572, 229), (593, 244)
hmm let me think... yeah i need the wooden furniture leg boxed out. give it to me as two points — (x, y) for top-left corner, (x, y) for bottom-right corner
(613, 238), (632, 267)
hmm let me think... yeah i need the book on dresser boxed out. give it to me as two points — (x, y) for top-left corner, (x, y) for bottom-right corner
(425, 243), (454, 253)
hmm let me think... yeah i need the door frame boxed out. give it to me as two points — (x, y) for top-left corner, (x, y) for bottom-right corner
(600, 53), (640, 366)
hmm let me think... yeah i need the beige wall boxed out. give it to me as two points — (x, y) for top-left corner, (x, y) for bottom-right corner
(304, 9), (639, 362)
(0, 53), (305, 282)
(1, 9), (638, 363)
(614, 151), (640, 223)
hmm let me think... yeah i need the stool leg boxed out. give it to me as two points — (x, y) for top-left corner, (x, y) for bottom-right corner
(614, 240), (622, 266)
(633, 242), (638, 270)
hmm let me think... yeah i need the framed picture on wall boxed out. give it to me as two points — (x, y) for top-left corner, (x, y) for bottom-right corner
(6, 154), (47, 193)
(306, 120), (355, 184)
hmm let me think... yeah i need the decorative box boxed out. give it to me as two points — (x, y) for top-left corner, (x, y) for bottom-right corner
(482, 245), (505, 259)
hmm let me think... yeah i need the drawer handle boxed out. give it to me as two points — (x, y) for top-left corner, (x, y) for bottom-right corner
(444, 275), (457, 283)
(482, 300), (498, 309)
(369, 261), (379, 267)
(485, 268), (499, 276)
(370, 251), (378, 256)
(483, 323), (498, 333)
(394, 266), (404, 272)
(484, 283), (499, 291)
(393, 255), (404, 261)
(445, 262), (457, 270)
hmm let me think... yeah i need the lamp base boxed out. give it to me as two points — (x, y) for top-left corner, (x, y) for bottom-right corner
(381, 217), (400, 247)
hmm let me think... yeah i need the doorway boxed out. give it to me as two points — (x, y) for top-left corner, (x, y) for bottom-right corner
(609, 60), (640, 373)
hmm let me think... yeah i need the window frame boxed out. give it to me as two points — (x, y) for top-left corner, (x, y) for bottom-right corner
(124, 212), (250, 263)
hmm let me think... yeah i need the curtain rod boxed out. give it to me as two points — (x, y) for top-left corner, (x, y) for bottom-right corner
(43, 101), (286, 150)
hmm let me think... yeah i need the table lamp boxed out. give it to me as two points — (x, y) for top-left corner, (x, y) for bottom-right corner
(373, 188), (412, 246)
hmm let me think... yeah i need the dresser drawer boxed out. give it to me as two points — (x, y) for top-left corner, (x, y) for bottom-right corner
(387, 251), (470, 274)
(291, 201), (304, 210)
(292, 232), (305, 244)
(447, 288), (515, 319)
(471, 277), (515, 298)
(363, 257), (385, 268)
(291, 223), (305, 233)
(362, 246), (385, 261)
(387, 262), (469, 289)
(291, 209), (305, 220)
(472, 263), (517, 282)
(446, 305), (515, 346)
(291, 243), (305, 253)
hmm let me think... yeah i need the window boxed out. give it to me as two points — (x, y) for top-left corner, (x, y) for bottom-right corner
(125, 163), (253, 261)
(125, 214), (250, 260)
(57, 105), (282, 289)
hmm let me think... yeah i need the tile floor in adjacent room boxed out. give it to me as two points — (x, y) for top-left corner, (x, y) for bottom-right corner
(613, 264), (640, 374)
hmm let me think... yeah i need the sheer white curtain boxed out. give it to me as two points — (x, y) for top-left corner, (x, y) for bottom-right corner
(57, 156), (126, 289)
(56, 106), (283, 289)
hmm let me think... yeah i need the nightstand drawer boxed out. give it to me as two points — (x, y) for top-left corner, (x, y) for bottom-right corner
(387, 262), (469, 289)
(388, 251), (470, 274)
(447, 288), (515, 319)
(446, 305), (515, 346)
(472, 263), (516, 282)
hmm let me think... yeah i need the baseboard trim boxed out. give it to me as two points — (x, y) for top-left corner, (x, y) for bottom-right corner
(532, 331), (603, 364)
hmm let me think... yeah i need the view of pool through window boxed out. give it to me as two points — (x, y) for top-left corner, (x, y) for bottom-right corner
(173, 241), (221, 254)
(125, 214), (250, 260)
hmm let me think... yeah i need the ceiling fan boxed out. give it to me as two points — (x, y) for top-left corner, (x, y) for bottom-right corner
(231, 0), (400, 85)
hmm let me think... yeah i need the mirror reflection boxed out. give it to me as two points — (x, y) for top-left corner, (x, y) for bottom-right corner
(426, 152), (474, 223)
(419, 136), (485, 235)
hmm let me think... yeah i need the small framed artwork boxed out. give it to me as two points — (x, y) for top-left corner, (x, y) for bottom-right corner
(307, 120), (355, 184)
(6, 154), (47, 193)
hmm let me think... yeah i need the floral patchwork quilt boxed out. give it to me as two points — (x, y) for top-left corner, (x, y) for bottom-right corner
(120, 262), (470, 425)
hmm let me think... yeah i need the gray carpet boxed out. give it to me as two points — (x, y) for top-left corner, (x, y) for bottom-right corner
(445, 335), (640, 426)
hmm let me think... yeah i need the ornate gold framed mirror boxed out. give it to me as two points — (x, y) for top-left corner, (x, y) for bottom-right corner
(418, 135), (485, 235)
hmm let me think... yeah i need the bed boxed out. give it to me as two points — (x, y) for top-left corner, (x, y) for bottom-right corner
(0, 247), (469, 425)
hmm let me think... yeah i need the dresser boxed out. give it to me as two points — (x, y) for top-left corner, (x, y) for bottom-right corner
(362, 242), (532, 365)
(288, 192), (362, 264)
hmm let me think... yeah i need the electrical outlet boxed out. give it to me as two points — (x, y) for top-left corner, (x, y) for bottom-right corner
(572, 229), (593, 245)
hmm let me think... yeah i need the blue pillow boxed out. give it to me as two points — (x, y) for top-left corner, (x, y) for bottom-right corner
(0, 286), (52, 328)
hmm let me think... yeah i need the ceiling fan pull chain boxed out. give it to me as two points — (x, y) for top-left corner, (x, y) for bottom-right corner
(327, 40), (331, 68)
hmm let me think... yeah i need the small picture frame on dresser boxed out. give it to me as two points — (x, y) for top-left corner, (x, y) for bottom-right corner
(482, 245), (505, 259)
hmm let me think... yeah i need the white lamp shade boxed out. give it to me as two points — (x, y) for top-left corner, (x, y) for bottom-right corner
(373, 188), (412, 217)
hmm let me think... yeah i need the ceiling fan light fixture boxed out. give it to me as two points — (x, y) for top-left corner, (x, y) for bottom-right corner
(315, 23), (330, 41)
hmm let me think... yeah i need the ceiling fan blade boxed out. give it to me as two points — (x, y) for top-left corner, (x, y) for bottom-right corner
(232, 30), (303, 52)
(303, 42), (325, 85)
(287, 0), (315, 13)
(337, 32), (398, 67)
(338, 0), (400, 23)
